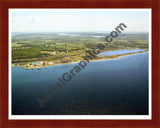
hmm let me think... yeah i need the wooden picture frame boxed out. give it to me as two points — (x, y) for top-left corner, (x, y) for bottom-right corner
(0, 0), (160, 127)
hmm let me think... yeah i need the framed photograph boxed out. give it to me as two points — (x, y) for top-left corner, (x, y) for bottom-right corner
(0, 0), (160, 128)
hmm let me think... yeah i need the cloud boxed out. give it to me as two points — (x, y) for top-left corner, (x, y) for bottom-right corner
(27, 15), (39, 24)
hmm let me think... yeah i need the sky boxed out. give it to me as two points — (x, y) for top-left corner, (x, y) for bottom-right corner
(10, 9), (151, 33)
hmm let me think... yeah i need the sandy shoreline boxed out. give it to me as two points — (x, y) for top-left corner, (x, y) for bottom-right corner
(12, 51), (148, 69)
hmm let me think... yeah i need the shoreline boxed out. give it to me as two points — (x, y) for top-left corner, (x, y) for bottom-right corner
(12, 51), (148, 69)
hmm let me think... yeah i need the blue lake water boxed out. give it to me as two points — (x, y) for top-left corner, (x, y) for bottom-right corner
(33, 62), (40, 65)
(98, 49), (145, 57)
(93, 36), (104, 38)
(12, 52), (149, 115)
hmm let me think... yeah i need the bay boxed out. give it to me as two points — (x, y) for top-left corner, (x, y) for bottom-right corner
(12, 52), (149, 115)
(98, 49), (145, 57)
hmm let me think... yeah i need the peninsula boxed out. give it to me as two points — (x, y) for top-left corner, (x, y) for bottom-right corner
(12, 32), (149, 69)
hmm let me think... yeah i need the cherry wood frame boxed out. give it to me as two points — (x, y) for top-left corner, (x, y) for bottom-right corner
(0, 0), (160, 128)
